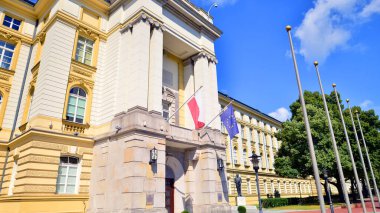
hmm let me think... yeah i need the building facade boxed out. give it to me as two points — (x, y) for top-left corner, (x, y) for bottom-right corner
(219, 93), (318, 206)
(0, 0), (230, 212)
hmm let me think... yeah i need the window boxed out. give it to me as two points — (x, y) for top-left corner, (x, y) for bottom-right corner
(66, 87), (86, 123)
(242, 149), (247, 165)
(162, 101), (170, 120)
(232, 147), (237, 165)
(56, 156), (80, 194)
(241, 126), (245, 139)
(247, 179), (252, 194)
(75, 36), (94, 65)
(0, 40), (15, 70)
(2, 15), (21, 31)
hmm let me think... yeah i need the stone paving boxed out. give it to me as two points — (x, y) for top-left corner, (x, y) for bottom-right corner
(232, 197), (380, 213)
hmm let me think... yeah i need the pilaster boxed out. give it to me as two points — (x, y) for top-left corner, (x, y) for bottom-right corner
(124, 15), (151, 111)
(148, 22), (164, 115)
(30, 20), (76, 120)
(183, 58), (194, 129)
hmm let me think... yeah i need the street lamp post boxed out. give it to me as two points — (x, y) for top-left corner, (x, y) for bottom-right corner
(323, 169), (335, 213)
(250, 153), (263, 213)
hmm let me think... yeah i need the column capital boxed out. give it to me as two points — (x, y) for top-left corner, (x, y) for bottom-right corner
(191, 51), (218, 64)
(121, 12), (165, 33)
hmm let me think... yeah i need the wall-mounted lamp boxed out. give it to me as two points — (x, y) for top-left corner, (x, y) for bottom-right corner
(149, 147), (158, 165)
(217, 158), (224, 171)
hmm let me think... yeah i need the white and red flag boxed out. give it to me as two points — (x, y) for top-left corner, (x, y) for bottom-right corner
(187, 91), (205, 129)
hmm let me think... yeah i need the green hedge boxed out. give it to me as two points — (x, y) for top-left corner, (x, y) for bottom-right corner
(237, 206), (247, 213)
(262, 198), (288, 208)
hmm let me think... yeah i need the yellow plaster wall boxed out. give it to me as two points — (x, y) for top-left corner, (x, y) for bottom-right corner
(0, 130), (93, 196)
(0, 196), (89, 213)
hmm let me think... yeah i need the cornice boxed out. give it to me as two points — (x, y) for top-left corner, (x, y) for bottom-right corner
(218, 93), (283, 128)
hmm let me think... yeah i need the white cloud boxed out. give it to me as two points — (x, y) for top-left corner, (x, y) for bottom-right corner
(294, 0), (380, 63)
(269, 107), (291, 122)
(198, 0), (237, 7)
(360, 100), (373, 109)
(361, 0), (380, 17)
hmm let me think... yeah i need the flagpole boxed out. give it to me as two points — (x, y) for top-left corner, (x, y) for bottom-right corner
(356, 110), (380, 206)
(200, 100), (234, 131)
(167, 86), (203, 122)
(347, 99), (377, 212)
(286, 25), (326, 213)
(333, 85), (367, 212)
(313, 61), (352, 213)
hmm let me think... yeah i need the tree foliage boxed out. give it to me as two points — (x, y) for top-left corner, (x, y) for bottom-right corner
(274, 91), (380, 198)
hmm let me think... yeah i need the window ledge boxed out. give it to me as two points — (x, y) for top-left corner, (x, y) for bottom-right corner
(0, 67), (15, 75)
(62, 120), (90, 134)
(71, 59), (97, 72)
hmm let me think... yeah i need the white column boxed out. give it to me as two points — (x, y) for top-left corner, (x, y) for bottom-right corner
(148, 24), (163, 114)
(183, 58), (194, 129)
(208, 60), (220, 129)
(125, 17), (150, 111)
(192, 53), (219, 129)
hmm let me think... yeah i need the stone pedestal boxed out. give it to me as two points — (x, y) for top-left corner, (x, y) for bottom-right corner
(236, 197), (246, 206)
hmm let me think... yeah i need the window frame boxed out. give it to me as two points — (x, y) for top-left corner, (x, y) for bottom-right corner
(0, 40), (16, 70)
(75, 35), (95, 66)
(56, 156), (81, 194)
(66, 87), (87, 124)
(2, 14), (22, 31)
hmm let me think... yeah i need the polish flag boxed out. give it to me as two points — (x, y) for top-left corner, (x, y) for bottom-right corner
(187, 91), (205, 129)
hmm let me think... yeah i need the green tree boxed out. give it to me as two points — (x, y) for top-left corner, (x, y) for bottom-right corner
(274, 91), (380, 200)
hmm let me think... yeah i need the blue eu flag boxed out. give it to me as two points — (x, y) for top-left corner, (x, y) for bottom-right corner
(220, 105), (239, 140)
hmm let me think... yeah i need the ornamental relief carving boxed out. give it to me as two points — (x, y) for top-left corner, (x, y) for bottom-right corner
(68, 75), (94, 89)
(78, 26), (99, 39)
(0, 31), (21, 43)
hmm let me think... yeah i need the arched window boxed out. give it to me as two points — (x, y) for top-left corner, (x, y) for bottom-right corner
(56, 156), (80, 194)
(66, 87), (86, 123)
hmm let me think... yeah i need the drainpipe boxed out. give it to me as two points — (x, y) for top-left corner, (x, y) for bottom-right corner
(0, 147), (10, 191)
(9, 19), (39, 141)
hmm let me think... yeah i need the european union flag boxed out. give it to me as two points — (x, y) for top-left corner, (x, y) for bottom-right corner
(220, 105), (239, 140)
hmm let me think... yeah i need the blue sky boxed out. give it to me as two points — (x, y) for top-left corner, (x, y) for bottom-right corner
(191, 0), (380, 121)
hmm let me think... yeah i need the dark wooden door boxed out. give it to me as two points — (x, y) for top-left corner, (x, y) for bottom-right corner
(165, 178), (174, 213)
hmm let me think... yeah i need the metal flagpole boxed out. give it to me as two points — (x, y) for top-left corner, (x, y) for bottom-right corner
(167, 86), (203, 122)
(356, 110), (380, 206)
(286, 25), (326, 213)
(313, 61), (352, 213)
(347, 100), (377, 212)
(200, 100), (234, 131)
(332, 85), (367, 212)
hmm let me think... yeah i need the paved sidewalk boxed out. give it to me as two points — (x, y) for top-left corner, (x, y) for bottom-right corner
(232, 197), (380, 213)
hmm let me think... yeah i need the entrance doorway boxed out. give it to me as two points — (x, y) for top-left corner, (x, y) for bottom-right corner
(165, 166), (175, 213)
(165, 178), (174, 213)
